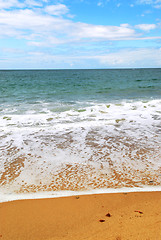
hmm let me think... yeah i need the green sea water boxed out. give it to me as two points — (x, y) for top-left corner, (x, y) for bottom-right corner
(0, 69), (161, 112)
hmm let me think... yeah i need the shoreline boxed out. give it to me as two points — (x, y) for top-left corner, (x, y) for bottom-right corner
(1, 186), (161, 203)
(1, 191), (161, 240)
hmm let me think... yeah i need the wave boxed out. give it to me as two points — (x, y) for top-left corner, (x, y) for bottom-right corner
(0, 99), (161, 128)
(0, 99), (161, 195)
(138, 86), (155, 89)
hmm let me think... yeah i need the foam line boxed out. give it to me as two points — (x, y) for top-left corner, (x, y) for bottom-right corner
(1, 186), (161, 203)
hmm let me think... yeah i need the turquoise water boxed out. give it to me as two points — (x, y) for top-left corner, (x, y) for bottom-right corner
(0, 69), (161, 197)
(0, 69), (161, 112)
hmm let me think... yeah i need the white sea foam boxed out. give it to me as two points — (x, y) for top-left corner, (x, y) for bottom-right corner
(0, 99), (161, 197)
(0, 99), (161, 131)
(1, 186), (161, 203)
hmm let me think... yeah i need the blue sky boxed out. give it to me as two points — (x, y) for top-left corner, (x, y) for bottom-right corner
(0, 0), (161, 69)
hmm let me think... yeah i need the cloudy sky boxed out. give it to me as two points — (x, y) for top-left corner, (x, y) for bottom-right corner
(0, 0), (161, 69)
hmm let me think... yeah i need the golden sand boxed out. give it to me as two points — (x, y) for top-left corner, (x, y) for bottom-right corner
(0, 191), (161, 240)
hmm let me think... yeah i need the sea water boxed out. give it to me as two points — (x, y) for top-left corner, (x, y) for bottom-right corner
(0, 69), (161, 200)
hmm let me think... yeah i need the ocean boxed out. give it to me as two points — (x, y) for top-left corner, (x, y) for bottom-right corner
(0, 69), (161, 200)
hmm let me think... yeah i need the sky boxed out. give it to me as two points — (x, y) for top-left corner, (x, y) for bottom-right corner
(0, 0), (161, 69)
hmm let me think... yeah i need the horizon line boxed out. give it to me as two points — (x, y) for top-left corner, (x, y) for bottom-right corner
(0, 67), (161, 71)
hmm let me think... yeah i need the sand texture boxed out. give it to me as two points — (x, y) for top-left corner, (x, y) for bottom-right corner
(0, 191), (161, 240)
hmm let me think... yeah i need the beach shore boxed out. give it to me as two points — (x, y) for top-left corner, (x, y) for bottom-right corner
(1, 191), (161, 240)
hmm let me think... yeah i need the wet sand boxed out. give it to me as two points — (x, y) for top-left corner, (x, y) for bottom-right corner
(0, 191), (161, 240)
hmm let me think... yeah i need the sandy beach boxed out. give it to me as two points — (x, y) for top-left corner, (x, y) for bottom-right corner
(1, 191), (161, 240)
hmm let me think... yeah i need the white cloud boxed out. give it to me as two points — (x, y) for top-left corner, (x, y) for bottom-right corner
(27, 41), (44, 46)
(97, 2), (103, 7)
(137, 0), (153, 4)
(0, 9), (69, 31)
(25, 0), (42, 7)
(0, 8), (139, 44)
(137, 0), (161, 8)
(1, 47), (161, 68)
(0, 1), (160, 60)
(135, 24), (156, 31)
(97, 0), (110, 7)
(28, 36), (65, 46)
(0, 0), (45, 9)
(0, 7), (160, 47)
(0, 0), (50, 9)
(154, 4), (161, 7)
(116, 3), (121, 7)
(0, 0), (24, 9)
(17, 48), (161, 68)
(45, 4), (69, 16)
(0, 0), (160, 69)
(120, 23), (131, 27)
(96, 48), (161, 67)
(70, 23), (136, 40)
